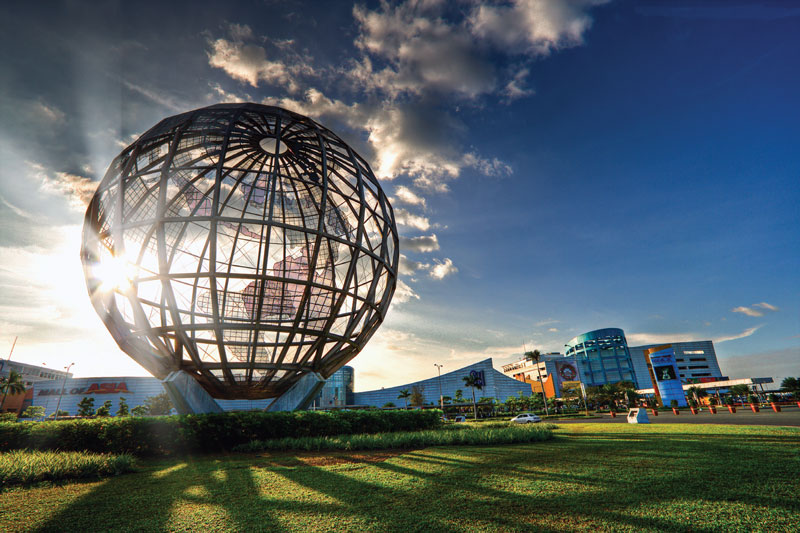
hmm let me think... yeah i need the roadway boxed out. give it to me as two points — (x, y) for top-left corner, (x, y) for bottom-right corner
(554, 404), (800, 426)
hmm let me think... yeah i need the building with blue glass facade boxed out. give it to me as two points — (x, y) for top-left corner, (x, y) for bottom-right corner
(565, 328), (638, 388)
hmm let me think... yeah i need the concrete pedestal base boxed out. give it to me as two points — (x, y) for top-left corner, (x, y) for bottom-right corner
(162, 371), (223, 415)
(267, 372), (326, 412)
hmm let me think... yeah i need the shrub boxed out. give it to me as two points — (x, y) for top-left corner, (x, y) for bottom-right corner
(233, 423), (555, 453)
(0, 409), (442, 456)
(0, 449), (135, 486)
(0, 413), (17, 423)
(20, 406), (45, 419)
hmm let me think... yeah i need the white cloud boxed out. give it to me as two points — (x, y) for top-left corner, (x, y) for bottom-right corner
(548, 327), (559, 332)
(399, 254), (428, 276)
(393, 185), (426, 207)
(732, 303), (779, 317)
(535, 318), (559, 327)
(753, 302), (779, 311)
(470, 0), (607, 55)
(393, 279), (420, 303)
(394, 208), (431, 231)
(352, 3), (496, 99)
(732, 306), (763, 317)
(627, 325), (763, 346)
(31, 162), (96, 212)
(502, 67), (534, 101)
(400, 234), (439, 253)
(429, 258), (458, 280)
(33, 100), (65, 123)
(207, 24), (310, 92)
(715, 325), (762, 344)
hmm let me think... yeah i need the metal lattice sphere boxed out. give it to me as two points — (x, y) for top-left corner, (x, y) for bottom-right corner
(82, 103), (398, 399)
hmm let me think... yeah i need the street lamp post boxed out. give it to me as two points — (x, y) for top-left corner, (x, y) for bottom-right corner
(53, 363), (74, 420)
(434, 363), (444, 412)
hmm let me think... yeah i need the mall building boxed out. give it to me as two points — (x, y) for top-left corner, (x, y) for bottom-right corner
(500, 327), (754, 399)
(28, 366), (356, 417)
(25, 358), (530, 416)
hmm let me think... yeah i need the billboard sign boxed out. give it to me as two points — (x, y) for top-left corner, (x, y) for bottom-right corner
(555, 361), (578, 384)
(645, 346), (687, 407)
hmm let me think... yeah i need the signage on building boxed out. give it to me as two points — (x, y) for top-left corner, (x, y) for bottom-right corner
(555, 361), (578, 383)
(38, 382), (132, 396)
(469, 370), (485, 388)
(644, 346), (687, 408)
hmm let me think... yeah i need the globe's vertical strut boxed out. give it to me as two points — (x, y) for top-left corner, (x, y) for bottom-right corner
(82, 103), (399, 400)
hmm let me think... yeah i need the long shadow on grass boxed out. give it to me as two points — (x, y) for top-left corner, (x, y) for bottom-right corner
(367, 432), (799, 532)
(272, 460), (464, 532)
(33, 457), (300, 532)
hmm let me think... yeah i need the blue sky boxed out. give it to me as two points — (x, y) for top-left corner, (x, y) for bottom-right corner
(0, 0), (797, 390)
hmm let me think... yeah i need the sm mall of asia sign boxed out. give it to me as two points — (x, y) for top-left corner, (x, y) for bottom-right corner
(38, 382), (132, 396)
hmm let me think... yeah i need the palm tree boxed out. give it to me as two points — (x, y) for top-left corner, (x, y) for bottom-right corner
(0, 371), (26, 410)
(397, 389), (411, 409)
(729, 384), (751, 401)
(780, 377), (799, 396)
(462, 374), (483, 420)
(524, 350), (549, 416)
(685, 386), (707, 406)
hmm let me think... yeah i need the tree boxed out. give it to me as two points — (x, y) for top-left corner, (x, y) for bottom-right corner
(454, 389), (464, 403)
(442, 395), (452, 405)
(0, 371), (26, 409)
(20, 405), (45, 419)
(410, 385), (425, 407)
(780, 377), (799, 396)
(730, 384), (751, 399)
(382, 401), (396, 408)
(143, 392), (173, 415)
(77, 397), (95, 417)
(117, 397), (130, 416)
(397, 389), (411, 409)
(462, 374), (483, 420)
(131, 405), (148, 416)
(685, 386), (707, 405)
(524, 350), (549, 416)
(95, 400), (113, 417)
(48, 410), (69, 418)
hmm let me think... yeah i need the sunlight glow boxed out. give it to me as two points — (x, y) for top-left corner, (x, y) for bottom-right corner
(93, 254), (137, 292)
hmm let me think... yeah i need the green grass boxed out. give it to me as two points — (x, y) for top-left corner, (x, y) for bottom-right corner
(234, 423), (555, 452)
(0, 450), (135, 486)
(0, 424), (797, 532)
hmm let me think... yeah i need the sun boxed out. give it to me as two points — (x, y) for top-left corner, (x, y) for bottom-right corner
(92, 253), (137, 292)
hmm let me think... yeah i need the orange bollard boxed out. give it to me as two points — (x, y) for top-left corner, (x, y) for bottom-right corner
(651, 408), (658, 416)
(771, 403), (781, 413)
(672, 408), (680, 415)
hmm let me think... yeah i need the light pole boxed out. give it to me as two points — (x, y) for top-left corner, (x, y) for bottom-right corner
(54, 363), (74, 420)
(434, 363), (444, 412)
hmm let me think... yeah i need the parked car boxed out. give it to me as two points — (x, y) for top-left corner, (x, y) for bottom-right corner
(510, 413), (542, 424)
(453, 415), (467, 423)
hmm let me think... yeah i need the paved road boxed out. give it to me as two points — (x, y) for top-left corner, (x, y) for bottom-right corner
(553, 404), (800, 426)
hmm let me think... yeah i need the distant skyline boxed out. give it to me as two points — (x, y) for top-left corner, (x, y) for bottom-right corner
(0, 1), (797, 391)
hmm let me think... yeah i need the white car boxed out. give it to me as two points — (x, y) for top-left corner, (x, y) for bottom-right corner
(511, 413), (542, 424)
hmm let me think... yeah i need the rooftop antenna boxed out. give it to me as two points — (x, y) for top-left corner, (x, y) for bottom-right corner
(5, 336), (17, 361)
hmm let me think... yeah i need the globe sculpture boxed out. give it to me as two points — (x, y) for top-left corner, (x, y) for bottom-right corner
(81, 103), (398, 402)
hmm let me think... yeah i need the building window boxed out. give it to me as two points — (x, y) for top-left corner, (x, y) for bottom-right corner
(689, 358), (706, 362)
(688, 365), (709, 369)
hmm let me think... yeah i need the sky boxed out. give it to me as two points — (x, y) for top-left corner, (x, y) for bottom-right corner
(0, 0), (797, 392)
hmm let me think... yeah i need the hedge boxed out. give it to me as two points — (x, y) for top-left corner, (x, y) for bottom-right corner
(0, 409), (442, 457)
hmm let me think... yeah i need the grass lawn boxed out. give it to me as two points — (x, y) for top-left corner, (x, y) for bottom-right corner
(1, 423), (798, 532)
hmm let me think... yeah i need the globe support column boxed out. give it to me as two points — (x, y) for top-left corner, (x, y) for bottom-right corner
(162, 370), (223, 415)
(267, 372), (326, 412)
